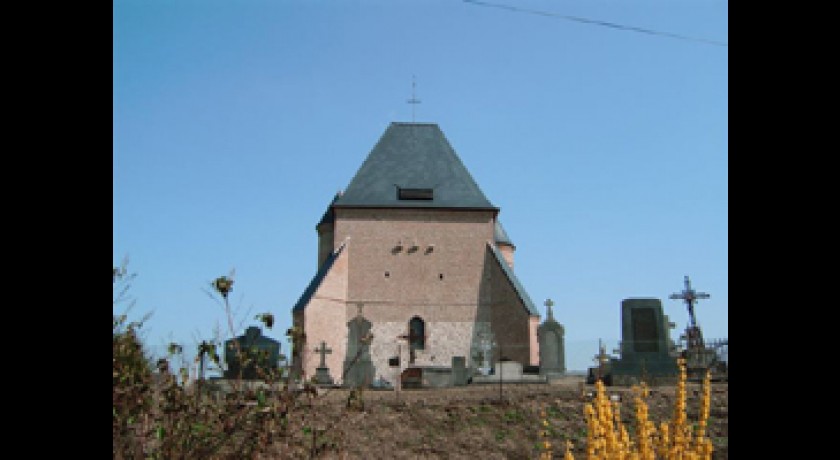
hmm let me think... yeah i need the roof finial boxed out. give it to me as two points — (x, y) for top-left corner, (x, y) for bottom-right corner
(406, 75), (421, 122)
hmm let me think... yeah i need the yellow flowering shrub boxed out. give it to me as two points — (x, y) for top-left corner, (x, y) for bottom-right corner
(565, 357), (714, 460)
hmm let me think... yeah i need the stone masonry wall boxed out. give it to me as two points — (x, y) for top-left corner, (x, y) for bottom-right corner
(367, 320), (491, 385)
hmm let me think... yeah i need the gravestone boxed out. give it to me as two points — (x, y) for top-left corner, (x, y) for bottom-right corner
(223, 326), (281, 380)
(400, 367), (423, 389)
(313, 341), (334, 385)
(610, 298), (678, 385)
(451, 356), (468, 386)
(343, 313), (375, 388)
(474, 330), (495, 376)
(538, 299), (566, 376)
(494, 360), (523, 381)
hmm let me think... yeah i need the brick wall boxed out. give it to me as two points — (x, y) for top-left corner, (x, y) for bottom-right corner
(296, 208), (539, 381)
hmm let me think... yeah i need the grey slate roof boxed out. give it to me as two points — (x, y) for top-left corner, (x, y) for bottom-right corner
(317, 192), (341, 228)
(292, 243), (346, 312)
(487, 242), (540, 316)
(332, 123), (497, 210)
(494, 220), (514, 247)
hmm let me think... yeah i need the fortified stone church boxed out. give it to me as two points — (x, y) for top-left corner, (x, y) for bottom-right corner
(290, 122), (542, 384)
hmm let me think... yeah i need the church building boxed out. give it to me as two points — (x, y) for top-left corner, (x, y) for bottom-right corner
(290, 122), (541, 385)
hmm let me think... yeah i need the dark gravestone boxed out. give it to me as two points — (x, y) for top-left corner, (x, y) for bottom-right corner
(343, 315), (375, 388)
(610, 298), (677, 385)
(451, 356), (468, 386)
(538, 301), (566, 376)
(223, 326), (281, 380)
(400, 367), (422, 389)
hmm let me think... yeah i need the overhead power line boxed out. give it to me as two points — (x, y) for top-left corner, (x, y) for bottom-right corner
(463, 0), (728, 48)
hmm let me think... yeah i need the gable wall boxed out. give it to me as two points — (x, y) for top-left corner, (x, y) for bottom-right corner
(334, 208), (495, 312)
(333, 208), (495, 376)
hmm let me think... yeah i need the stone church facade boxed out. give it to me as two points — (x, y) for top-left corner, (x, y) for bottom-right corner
(291, 122), (541, 384)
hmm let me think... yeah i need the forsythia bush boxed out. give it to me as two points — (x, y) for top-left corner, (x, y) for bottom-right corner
(567, 357), (714, 460)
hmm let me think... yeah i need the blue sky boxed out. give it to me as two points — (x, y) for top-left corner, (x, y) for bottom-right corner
(113, 0), (727, 372)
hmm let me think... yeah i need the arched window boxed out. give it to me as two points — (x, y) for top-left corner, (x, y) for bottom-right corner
(408, 316), (425, 351)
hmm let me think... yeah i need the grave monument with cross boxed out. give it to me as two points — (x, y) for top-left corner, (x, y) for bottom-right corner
(313, 340), (334, 385)
(669, 275), (725, 380)
(396, 321), (427, 388)
(669, 275), (710, 350)
(343, 303), (375, 388)
(538, 298), (566, 377)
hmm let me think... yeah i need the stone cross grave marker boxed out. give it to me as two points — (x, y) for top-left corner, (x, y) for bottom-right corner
(314, 341), (334, 385)
(315, 341), (332, 368)
(544, 298), (555, 320)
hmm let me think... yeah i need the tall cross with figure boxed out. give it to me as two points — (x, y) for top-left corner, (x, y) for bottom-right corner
(398, 326), (424, 364)
(314, 341), (332, 369)
(593, 338), (609, 381)
(407, 75), (421, 122)
(669, 275), (710, 329)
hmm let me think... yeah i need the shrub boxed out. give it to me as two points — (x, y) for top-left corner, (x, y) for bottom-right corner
(565, 357), (713, 459)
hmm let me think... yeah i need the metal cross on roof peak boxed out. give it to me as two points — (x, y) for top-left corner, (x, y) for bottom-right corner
(406, 75), (421, 122)
(668, 275), (710, 329)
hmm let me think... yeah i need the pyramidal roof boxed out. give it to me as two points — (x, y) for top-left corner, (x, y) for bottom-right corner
(332, 123), (497, 210)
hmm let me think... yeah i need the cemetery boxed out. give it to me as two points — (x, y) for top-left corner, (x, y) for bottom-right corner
(114, 122), (728, 457)
(115, 266), (728, 458)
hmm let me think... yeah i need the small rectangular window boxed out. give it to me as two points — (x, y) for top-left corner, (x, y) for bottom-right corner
(398, 187), (433, 201)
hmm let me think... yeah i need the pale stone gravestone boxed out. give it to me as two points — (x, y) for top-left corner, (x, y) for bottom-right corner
(495, 360), (523, 381)
(223, 326), (281, 380)
(313, 341), (334, 385)
(538, 299), (566, 376)
(343, 314), (375, 388)
(610, 298), (678, 385)
(451, 356), (468, 386)
(474, 331), (495, 376)
(422, 366), (454, 388)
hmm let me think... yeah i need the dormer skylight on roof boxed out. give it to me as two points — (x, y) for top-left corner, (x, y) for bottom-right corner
(397, 187), (433, 201)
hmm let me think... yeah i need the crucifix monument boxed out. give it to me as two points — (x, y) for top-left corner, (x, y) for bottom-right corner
(669, 275), (710, 331)
(669, 275), (723, 380)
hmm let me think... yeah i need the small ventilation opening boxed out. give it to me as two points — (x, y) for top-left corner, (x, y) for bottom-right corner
(398, 187), (433, 201)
